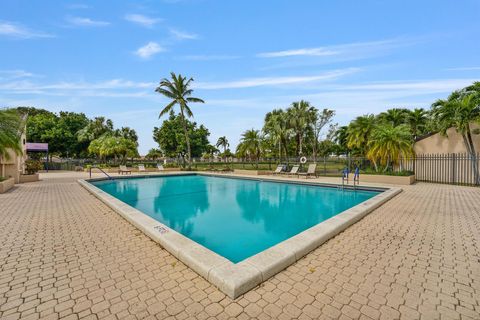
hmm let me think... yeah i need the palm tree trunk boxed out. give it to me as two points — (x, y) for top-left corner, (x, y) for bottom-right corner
(299, 135), (303, 156)
(278, 140), (281, 163)
(372, 159), (378, 172)
(283, 141), (289, 166)
(180, 109), (191, 169)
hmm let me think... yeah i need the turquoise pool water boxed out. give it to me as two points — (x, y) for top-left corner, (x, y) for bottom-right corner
(92, 174), (380, 263)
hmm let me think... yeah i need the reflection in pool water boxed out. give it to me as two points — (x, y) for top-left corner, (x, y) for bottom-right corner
(92, 175), (379, 263)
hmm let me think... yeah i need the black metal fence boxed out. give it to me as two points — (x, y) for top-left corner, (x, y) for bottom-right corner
(399, 153), (480, 186)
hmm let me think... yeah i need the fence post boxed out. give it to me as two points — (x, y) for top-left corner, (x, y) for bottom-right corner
(451, 153), (455, 184)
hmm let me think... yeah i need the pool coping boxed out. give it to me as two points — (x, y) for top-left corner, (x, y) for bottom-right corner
(78, 173), (402, 299)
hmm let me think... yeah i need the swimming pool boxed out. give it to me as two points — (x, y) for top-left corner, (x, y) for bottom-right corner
(91, 174), (380, 263)
(82, 173), (401, 298)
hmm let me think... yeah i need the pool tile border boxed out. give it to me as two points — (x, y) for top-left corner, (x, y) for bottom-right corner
(78, 173), (402, 299)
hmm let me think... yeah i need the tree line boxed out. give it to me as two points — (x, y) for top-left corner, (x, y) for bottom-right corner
(229, 82), (480, 176)
(1, 107), (139, 163)
(151, 75), (479, 176)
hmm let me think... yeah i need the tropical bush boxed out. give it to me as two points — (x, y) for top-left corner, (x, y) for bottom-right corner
(25, 159), (43, 174)
(88, 135), (138, 163)
(366, 124), (413, 172)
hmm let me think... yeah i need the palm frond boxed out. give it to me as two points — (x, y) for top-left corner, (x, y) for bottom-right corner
(159, 101), (177, 118)
(186, 97), (205, 104)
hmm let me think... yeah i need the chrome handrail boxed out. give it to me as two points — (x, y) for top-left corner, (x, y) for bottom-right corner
(89, 166), (114, 180)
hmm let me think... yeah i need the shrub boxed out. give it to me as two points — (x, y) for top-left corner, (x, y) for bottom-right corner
(25, 159), (43, 174)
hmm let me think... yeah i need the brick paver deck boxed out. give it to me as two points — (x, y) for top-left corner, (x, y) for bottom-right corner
(0, 172), (479, 319)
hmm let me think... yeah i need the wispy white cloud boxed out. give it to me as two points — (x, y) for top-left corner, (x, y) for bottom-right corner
(169, 28), (198, 40)
(125, 14), (162, 28)
(195, 68), (360, 89)
(66, 16), (110, 27)
(258, 48), (339, 58)
(177, 54), (241, 61)
(445, 66), (480, 71)
(258, 38), (412, 58)
(0, 78), (156, 99)
(135, 42), (164, 59)
(0, 21), (53, 39)
(0, 78), (154, 91)
(0, 70), (38, 80)
(256, 38), (419, 70)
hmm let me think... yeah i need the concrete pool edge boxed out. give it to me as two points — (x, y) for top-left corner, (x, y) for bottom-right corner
(78, 174), (402, 299)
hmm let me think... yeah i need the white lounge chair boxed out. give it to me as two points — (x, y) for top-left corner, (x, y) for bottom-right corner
(272, 165), (284, 175)
(298, 163), (317, 178)
(157, 164), (164, 171)
(138, 164), (146, 172)
(118, 165), (131, 175)
(285, 165), (300, 176)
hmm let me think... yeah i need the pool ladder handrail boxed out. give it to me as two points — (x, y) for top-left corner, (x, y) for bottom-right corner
(339, 172), (359, 191)
(89, 166), (114, 180)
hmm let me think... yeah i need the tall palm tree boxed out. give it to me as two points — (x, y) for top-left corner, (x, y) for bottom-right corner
(378, 108), (409, 127)
(432, 91), (480, 183)
(366, 124), (413, 172)
(263, 109), (291, 162)
(155, 72), (204, 168)
(346, 114), (376, 154)
(238, 129), (262, 168)
(0, 109), (24, 161)
(216, 136), (229, 161)
(287, 100), (315, 157)
(407, 108), (429, 139)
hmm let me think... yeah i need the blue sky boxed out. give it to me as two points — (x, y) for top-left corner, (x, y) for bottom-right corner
(1, 0), (479, 154)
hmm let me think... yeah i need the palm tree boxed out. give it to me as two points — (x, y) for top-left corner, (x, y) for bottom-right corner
(216, 136), (229, 162)
(346, 114), (376, 154)
(263, 109), (291, 162)
(155, 72), (204, 168)
(0, 109), (24, 161)
(432, 91), (480, 184)
(333, 125), (349, 154)
(146, 148), (163, 160)
(238, 129), (262, 168)
(407, 108), (429, 139)
(77, 116), (113, 142)
(461, 81), (480, 97)
(378, 108), (409, 127)
(366, 124), (413, 172)
(287, 100), (315, 157)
